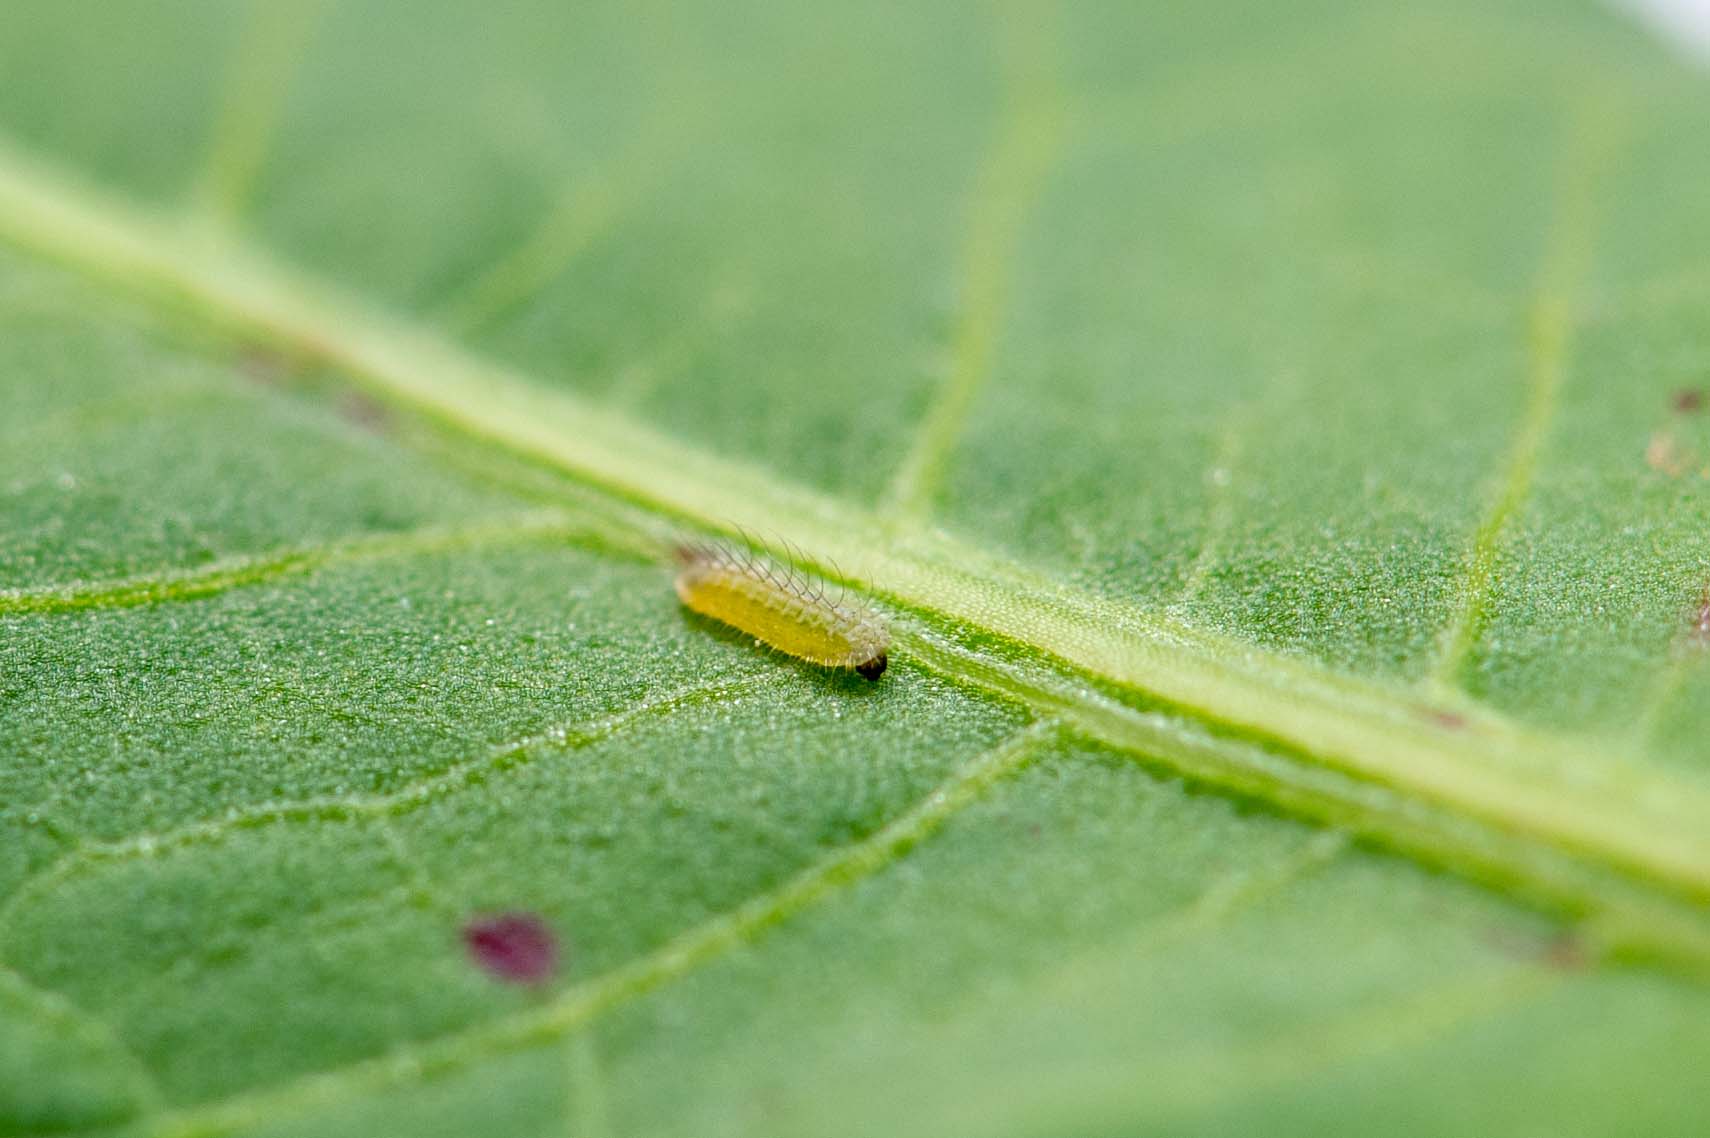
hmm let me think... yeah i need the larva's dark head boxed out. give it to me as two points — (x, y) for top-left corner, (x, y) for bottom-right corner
(856, 653), (887, 681)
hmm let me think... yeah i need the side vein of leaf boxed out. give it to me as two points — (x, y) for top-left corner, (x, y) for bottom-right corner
(1169, 966), (1562, 1108)
(108, 882), (419, 1018)
(125, 719), (1062, 1138)
(0, 960), (165, 1116)
(898, 628), (1710, 970)
(878, 0), (1068, 524)
(190, 0), (331, 226)
(435, 0), (714, 333)
(0, 136), (1708, 954)
(984, 964), (1564, 1134)
(1629, 608), (1710, 750)
(0, 677), (766, 934)
(1120, 829), (1351, 954)
(1172, 399), (1261, 610)
(371, 815), (460, 919)
(989, 829), (1350, 1017)
(1430, 93), (1626, 688)
(563, 1032), (612, 1138)
(0, 510), (582, 616)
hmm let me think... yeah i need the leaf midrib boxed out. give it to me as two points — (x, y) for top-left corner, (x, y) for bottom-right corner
(2, 138), (1709, 963)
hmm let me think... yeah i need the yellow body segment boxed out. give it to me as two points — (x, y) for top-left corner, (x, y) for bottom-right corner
(674, 544), (889, 679)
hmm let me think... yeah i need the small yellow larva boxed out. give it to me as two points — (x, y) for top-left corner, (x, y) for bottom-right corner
(674, 541), (889, 680)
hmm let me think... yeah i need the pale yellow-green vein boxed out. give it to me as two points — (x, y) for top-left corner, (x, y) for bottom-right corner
(1630, 618), (1710, 751)
(1173, 398), (1266, 610)
(939, 964), (1562, 1137)
(0, 510), (583, 616)
(437, 161), (644, 335)
(126, 720), (1061, 1138)
(1, 134), (1709, 962)
(0, 961), (165, 1115)
(879, 1), (1068, 523)
(896, 626), (1710, 970)
(1431, 93), (1626, 687)
(980, 829), (1350, 1017)
(0, 676), (765, 935)
(564, 1032), (613, 1138)
(434, 0), (712, 334)
(191, 0), (332, 225)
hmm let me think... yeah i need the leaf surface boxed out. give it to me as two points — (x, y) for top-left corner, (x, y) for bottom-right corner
(2, 2), (1710, 1135)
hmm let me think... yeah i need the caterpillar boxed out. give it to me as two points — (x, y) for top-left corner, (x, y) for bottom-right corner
(673, 540), (889, 680)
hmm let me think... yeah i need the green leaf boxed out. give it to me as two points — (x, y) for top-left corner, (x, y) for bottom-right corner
(2, 1), (1709, 1135)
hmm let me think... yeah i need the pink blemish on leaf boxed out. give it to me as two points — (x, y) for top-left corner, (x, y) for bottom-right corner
(336, 389), (391, 433)
(1484, 926), (1588, 971)
(236, 346), (295, 387)
(1423, 707), (1466, 730)
(1693, 587), (1710, 643)
(1541, 934), (1589, 971)
(1645, 430), (1693, 477)
(463, 913), (559, 985)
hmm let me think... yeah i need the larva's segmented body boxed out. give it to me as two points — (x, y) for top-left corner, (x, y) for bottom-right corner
(674, 542), (889, 679)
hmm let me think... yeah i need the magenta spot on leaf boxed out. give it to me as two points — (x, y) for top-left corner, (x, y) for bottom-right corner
(463, 913), (559, 984)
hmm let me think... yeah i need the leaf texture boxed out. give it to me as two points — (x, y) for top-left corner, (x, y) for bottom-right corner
(2, 1), (1710, 1136)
